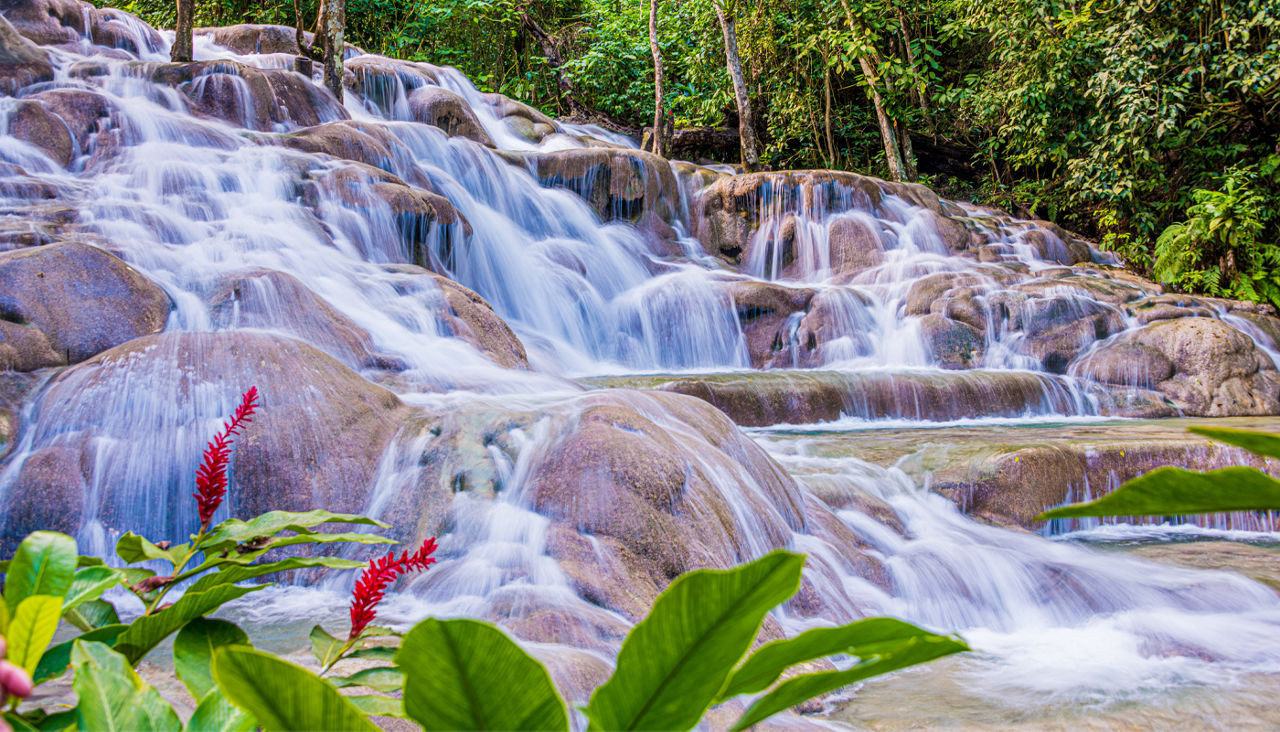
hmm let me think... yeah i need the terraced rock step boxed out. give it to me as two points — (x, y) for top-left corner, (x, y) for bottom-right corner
(581, 369), (1179, 427)
(764, 416), (1280, 529)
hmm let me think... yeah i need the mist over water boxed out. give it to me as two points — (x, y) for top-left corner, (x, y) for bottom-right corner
(1, 10), (1278, 725)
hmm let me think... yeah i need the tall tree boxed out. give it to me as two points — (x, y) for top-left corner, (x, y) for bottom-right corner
(648, 0), (665, 157)
(714, 0), (759, 170)
(837, 0), (908, 181)
(171, 0), (193, 62)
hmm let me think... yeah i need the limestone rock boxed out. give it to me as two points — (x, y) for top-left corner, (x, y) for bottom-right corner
(407, 85), (493, 147)
(0, 242), (171, 368)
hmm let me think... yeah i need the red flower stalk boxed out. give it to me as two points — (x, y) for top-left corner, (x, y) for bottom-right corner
(348, 538), (438, 640)
(193, 386), (260, 528)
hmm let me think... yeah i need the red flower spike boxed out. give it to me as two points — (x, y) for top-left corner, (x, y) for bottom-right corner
(348, 538), (438, 640)
(193, 386), (260, 527)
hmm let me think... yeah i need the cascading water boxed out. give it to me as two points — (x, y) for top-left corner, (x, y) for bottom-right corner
(1, 4), (1278, 726)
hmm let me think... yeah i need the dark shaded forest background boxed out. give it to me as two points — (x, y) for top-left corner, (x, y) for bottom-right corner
(98, 0), (1278, 306)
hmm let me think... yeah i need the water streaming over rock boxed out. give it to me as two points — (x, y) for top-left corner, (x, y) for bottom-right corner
(0, 4), (1278, 725)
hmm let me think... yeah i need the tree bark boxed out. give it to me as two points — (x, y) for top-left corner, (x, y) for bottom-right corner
(823, 50), (836, 167)
(171, 0), (193, 62)
(716, 7), (758, 170)
(294, 0), (323, 64)
(648, 0), (665, 157)
(320, 0), (345, 101)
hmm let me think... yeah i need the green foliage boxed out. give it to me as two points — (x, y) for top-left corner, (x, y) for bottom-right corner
(174, 619), (251, 700)
(71, 641), (182, 732)
(4, 531), (76, 615)
(398, 618), (568, 731)
(213, 647), (379, 732)
(1153, 157), (1280, 307)
(585, 550), (804, 731)
(1039, 425), (1280, 519)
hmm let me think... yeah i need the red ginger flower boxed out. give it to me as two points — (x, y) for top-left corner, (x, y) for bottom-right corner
(194, 386), (260, 527)
(349, 538), (438, 640)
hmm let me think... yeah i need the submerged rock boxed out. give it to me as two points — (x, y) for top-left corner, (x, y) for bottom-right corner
(149, 59), (347, 131)
(0, 242), (170, 369)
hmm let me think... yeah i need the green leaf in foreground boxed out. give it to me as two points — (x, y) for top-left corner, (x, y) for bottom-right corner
(200, 511), (390, 551)
(174, 618), (251, 700)
(719, 617), (967, 700)
(71, 640), (182, 732)
(4, 531), (76, 614)
(33, 624), (127, 684)
(398, 618), (568, 732)
(585, 550), (806, 732)
(213, 646), (378, 732)
(115, 583), (264, 663)
(330, 666), (404, 693)
(730, 631), (969, 731)
(8, 596), (62, 675)
(1188, 425), (1280, 459)
(62, 566), (125, 614)
(65, 598), (121, 632)
(186, 690), (257, 732)
(1037, 465), (1280, 520)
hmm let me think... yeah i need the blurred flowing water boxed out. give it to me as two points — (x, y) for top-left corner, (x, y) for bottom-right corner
(0, 12), (1276, 727)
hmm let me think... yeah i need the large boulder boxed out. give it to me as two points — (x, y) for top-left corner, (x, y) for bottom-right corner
(1080, 317), (1280, 416)
(22, 89), (117, 164)
(196, 23), (363, 57)
(4, 100), (73, 167)
(723, 280), (816, 369)
(207, 269), (381, 369)
(0, 15), (52, 93)
(0, 242), (171, 369)
(0, 0), (161, 55)
(280, 120), (406, 174)
(407, 85), (493, 147)
(505, 148), (680, 225)
(149, 60), (348, 132)
(920, 313), (984, 369)
(431, 274), (529, 369)
(0, 332), (409, 546)
(694, 171), (882, 266)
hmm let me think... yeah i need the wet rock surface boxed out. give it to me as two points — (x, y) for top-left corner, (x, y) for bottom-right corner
(0, 242), (171, 369)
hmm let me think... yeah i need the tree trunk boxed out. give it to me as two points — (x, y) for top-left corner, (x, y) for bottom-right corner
(897, 120), (917, 180)
(839, 0), (906, 181)
(648, 0), (664, 157)
(321, 0), (345, 101)
(716, 8), (759, 171)
(294, 0), (323, 64)
(823, 51), (836, 167)
(171, 0), (193, 62)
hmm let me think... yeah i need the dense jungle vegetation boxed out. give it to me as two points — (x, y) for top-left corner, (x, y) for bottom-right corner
(103, 0), (1280, 305)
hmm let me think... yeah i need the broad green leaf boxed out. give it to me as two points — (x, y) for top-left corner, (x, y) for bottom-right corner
(189, 557), (366, 594)
(3, 712), (38, 731)
(115, 583), (265, 663)
(32, 709), (75, 731)
(720, 618), (966, 700)
(585, 551), (805, 732)
(399, 618), (568, 732)
(8, 595), (62, 675)
(1037, 466), (1280, 520)
(186, 690), (257, 732)
(174, 618), (251, 700)
(1188, 426), (1280, 459)
(0, 595), (8, 635)
(63, 566), (124, 614)
(4, 532), (76, 614)
(347, 694), (404, 718)
(331, 667), (403, 693)
(33, 624), (127, 684)
(115, 533), (179, 565)
(213, 646), (378, 732)
(200, 511), (389, 551)
(309, 625), (345, 668)
(730, 632), (969, 731)
(71, 640), (182, 732)
(77, 556), (106, 568)
(348, 645), (397, 663)
(65, 598), (121, 632)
